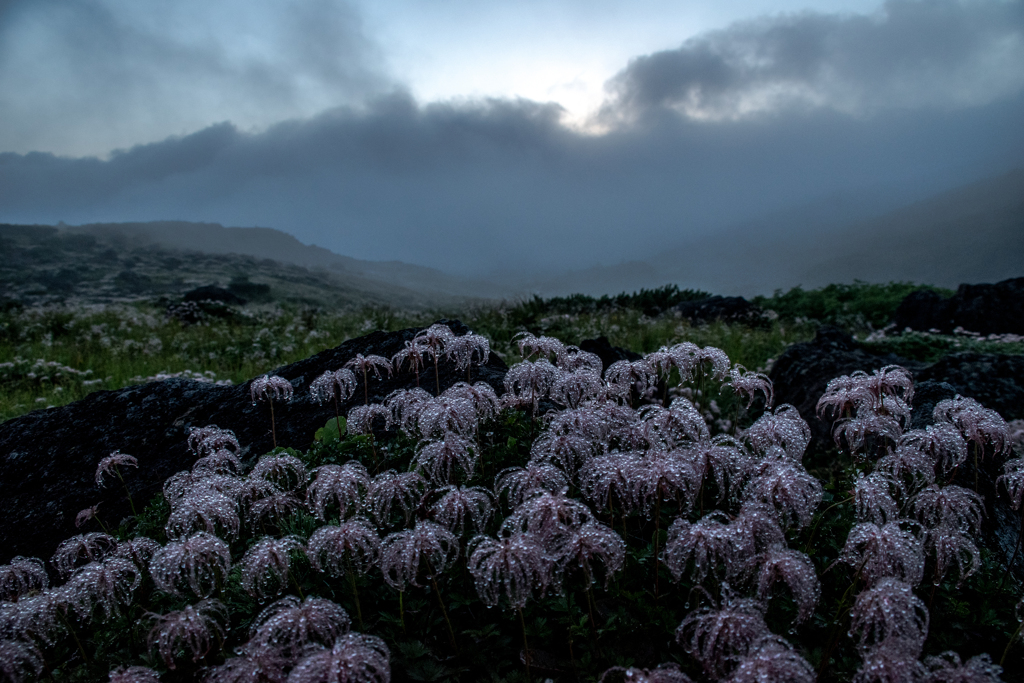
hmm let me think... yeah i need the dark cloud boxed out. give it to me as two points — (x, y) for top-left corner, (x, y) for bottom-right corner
(601, 0), (1024, 123)
(2, 86), (1023, 280)
(0, 0), (392, 155)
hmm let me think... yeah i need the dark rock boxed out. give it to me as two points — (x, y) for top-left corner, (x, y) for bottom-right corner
(671, 295), (767, 326)
(908, 380), (958, 430)
(183, 284), (247, 306)
(0, 320), (507, 564)
(916, 352), (1024, 421)
(768, 326), (923, 450)
(893, 277), (1024, 334)
(579, 336), (642, 370)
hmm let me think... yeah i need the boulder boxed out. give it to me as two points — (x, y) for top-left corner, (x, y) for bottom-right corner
(579, 336), (643, 369)
(0, 320), (507, 565)
(893, 276), (1024, 334)
(670, 295), (767, 326)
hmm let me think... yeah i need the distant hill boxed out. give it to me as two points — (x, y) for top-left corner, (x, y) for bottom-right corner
(0, 223), (503, 310)
(65, 221), (513, 300)
(514, 169), (1024, 297)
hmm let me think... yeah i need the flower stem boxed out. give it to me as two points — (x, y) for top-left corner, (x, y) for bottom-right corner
(432, 576), (458, 649)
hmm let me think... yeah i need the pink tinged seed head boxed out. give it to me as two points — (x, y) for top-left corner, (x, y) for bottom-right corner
(0, 590), (64, 647)
(639, 402), (709, 448)
(911, 484), (984, 535)
(147, 598), (228, 669)
(631, 450), (701, 516)
(380, 520), (460, 591)
(724, 365), (775, 409)
(0, 557), (48, 602)
(833, 414), (906, 457)
(848, 578), (929, 656)
(998, 457), (1024, 510)
(187, 425), (241, 456)
(108, 665), (161, 683)
(742, 458), (822, 530)
(852, 642), (927, 683)
(898, 424), (968, 477)
(307, 461), (371, 522)
(876, 446), (938, 493)
(112, 537), (161, 569)
(578, 452), (642, 512)
(598, 663), (694, 683)
(75, 504), (102, 529)
(746, 404), (811, 461)
(555, 346), (603, 374)
(548, 522), (626, 586)
(495, 461), (570, 508)
(727, 637), (816, 683)
(467, 533), (550, 608)
(662, 512), (740, 585)
(286, 632), (391, 683)
(854, 472), (903, 526)
(416, 395), (479, 439)
(248, 595), (351, 659)
(935, 395), (1010, 456)
(840, 522), (926, 587)
(344, 354), (394, 380)
(310, 368), (358, 405)
(250, 375), (294, 404)
(247, 491), (304, 531)
(95, 451), (138, 487)
(165, 490), (241, 541)
(922, 651), (1004, 683)
(530, 432), (596, 478)
(239, 535), (305, 601)
(202, 647), (289, 683)
(752, 546), (821, 624)
(924, 526), (981, 588)
(150, 531), (232, 598)
(605, 359), (658, 400)
(430, 485), (494, 536)
(513, 331), (565, 361)
(51, 532), (118, 579)
(501, 489), (593, 542)
(367, 470), (426, 527)
(192, 449), (243, 477)
(251, 454), (308, 491)
(445, 332), (491, 371)
(0, 638), (44, 683)
(676, 596), (771, 679)
(346, 403), (392, 435)
(441, 381), (501, 421)
(415, 434), (477, 484)
(163, 470), (244, 507)
(550, 368), (604, 409)
(307, 517), (382, 577)
(502, 359), (561, 411)
(57, 558), (141, 623)
(384, 387), (434, 435)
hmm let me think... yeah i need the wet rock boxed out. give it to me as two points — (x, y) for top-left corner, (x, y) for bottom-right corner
(579, 336), (642, 370)
(893, 277), (1024, 334)
(0, 320), (506, 564)
(671, 295), (767, 326)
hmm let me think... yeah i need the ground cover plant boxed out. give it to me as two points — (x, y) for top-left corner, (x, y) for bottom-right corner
(1, 282), (1023, 682)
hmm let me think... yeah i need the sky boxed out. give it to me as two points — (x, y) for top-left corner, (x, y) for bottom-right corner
(1, 0), (1023, 283)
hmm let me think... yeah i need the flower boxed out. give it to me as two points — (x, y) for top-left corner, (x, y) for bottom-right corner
(676, 596), (770, 679)
(150, 531), (232, 598)
(248, 595), (351, 659)
(250, 375), (294, 404)
(848, 578), (929, 656)
(307, 518), (382, 578)
(239, 536), (305, 601)
(310, 369), (358, 405)
(430, 485), (493, 536)
(58, 558), (141, 622)
(0, 557), (48, 602)
(839, 522), (925, 587)
(51, 532), (118, 579)
(307, 461), (371, 522)
(467, 533), (549, 608)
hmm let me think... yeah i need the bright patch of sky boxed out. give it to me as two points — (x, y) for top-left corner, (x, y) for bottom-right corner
(355, 0), (884, 127)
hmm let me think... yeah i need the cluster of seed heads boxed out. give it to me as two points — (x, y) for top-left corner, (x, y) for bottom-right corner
(0, 324), (1018, 683)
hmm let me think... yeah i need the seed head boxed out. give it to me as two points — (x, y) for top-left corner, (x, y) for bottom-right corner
(310, 369), (358, 405)
(366, 470), (426, 527)
(839, 522), (925, 587)
(430, 485), (493, 536)
(307, 461), (370, 522)
(250, 375), (294, 404)
(239, 536), (305, 601)
(676, 596), (770, 679)
(467, 533), (549, 608)
(51, 532), (118, 579)
(307, 517), (382, 578)
(249, 595), (351, 659)
(58, 558), (141, 622)
(150, 531), (231, 598)
(0, 557), (48, 602)
(380, 521), (459, 590)
(147, 598), (228, 669)
(848, 578), (929, 656)
(95, 451), (138, 487)
(287, 632), (391, 683)
(187, 425), (240, 456)
(495, 461), (569, 507)
(108, 666), (161, 683)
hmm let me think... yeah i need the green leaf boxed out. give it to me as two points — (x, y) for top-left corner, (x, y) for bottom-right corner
(314, 416), (345, 443)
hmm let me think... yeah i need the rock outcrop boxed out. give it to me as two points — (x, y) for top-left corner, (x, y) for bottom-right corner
(892, 276), (1024, 334)
(0, 320), (506, 564)
(670, 295), (768, 326)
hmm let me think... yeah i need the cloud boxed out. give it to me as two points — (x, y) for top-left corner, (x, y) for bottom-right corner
(600, 0), (1024, 123)
(0, 0), (393, 156)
